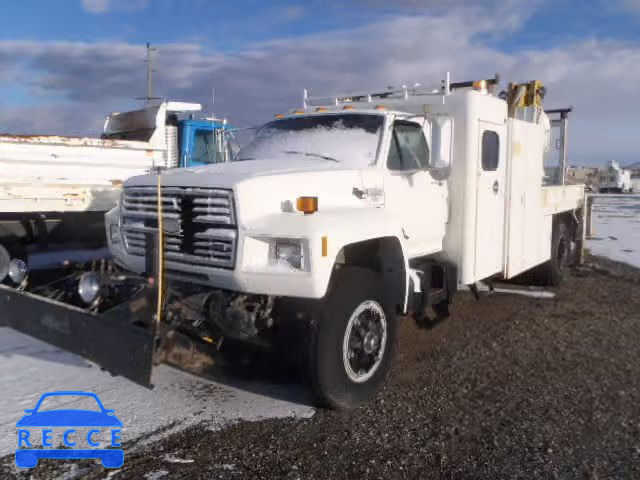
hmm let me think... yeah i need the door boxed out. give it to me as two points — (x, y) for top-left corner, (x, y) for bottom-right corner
(383, 117), (448, 258)
(474, 122), (507, 280)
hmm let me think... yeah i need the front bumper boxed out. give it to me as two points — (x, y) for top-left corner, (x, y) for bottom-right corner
(109, 239), (324, 298)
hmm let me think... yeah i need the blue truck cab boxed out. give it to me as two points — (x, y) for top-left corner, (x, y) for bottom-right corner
(179, 118), (231, 168)
(103, 101), (234, 170)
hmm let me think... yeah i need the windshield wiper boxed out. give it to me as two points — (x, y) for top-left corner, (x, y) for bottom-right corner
(282, 150), (339, 163)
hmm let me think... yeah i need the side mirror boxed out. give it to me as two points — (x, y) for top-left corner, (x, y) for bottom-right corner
(430, 115), (453, 178)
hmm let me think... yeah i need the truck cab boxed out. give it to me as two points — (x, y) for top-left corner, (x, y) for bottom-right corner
(179, 119), (231, 168)
(103, 101), (233, 170)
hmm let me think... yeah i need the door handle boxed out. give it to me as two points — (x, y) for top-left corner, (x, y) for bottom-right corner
(492, 180), (499, 194)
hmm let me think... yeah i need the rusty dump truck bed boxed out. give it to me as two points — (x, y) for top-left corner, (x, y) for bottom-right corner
(0, 134), (165, 214)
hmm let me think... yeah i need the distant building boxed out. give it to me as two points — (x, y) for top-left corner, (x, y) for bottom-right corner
(627, 161), (640, 174)
(628, 162), (640, 192)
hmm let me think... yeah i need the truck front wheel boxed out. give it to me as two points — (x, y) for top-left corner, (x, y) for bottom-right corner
(307, 267), (397, 409)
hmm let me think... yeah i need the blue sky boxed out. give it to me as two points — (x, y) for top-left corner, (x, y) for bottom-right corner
(2, 1), (639, 50)
(1, 0), (640, 165)
(1, 0), (444, 49)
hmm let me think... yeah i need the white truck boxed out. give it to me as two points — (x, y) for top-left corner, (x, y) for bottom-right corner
(0, 76), (587, 409)
(0, 101), (230, 275)
(598, 160), (633, 193)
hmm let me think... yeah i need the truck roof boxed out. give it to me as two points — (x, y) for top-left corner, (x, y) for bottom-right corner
(180, 118), (229, 129)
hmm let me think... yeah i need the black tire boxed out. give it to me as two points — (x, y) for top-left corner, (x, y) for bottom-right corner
(543, 219), (572, 286)
(305, 266), (397, 409)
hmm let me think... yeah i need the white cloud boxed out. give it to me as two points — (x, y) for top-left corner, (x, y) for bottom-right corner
(0, 102), (105, 137)
(80, 0), (148, 14)
(0, 7), (638, 165)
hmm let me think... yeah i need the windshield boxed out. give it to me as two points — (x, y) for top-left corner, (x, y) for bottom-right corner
(236, 114), (384, 167)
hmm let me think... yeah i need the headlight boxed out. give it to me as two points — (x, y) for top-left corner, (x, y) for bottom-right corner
(78, 273), (102, 305)
(8, 259), (28, 285)
(273, 240), (304, 270)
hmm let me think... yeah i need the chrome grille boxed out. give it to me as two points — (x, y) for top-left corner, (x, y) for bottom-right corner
(121, 186), (236, 270)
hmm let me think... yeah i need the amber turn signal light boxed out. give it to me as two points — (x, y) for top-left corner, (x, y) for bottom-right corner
(296, 196), (318, 214)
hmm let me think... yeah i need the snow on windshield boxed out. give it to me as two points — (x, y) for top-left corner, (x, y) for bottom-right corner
(236, 114), (384, 168)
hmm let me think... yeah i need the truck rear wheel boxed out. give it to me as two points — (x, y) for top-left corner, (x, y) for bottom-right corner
(306, 267), (397, 409)
(543, 219), (572, 286)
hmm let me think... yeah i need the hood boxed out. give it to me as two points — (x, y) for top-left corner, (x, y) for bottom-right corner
(125, 157), (350, 189)
(124, 156), (384, 226)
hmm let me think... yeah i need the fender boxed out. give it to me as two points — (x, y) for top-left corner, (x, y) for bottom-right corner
(243, 207), (418, 304)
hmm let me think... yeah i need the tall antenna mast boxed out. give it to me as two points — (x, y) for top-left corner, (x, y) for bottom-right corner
(211, 87), (215, 120)
(144, 42), (159, 105)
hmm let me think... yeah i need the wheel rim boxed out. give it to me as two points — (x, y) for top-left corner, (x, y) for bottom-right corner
(342, 300), (387, 383)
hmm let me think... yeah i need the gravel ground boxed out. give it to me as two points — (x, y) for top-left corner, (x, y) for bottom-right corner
(2, 255), (640, 479)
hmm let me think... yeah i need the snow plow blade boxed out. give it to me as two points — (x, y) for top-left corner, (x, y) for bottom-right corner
(0, 284), (156, 387)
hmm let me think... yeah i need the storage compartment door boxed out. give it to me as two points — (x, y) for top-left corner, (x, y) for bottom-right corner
(504, 119), (549, 278)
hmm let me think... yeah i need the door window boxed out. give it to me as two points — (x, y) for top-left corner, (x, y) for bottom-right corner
(192, 129), (225, 164)
(481, 130), (500, 171)
(387, 121), (430, 171)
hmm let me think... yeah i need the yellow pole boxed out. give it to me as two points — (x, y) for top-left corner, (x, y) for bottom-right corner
(156, 172), (164, 326)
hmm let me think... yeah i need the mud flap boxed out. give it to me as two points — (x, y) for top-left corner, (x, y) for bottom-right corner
(0, 285), (155, 387)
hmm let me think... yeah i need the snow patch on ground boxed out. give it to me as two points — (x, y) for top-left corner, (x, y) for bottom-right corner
(0, 328), (314, 457)
(587, 194), (640, 268)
